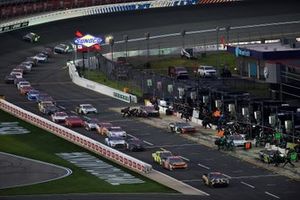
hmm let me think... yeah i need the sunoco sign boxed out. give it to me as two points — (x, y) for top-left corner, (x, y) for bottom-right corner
(74, 34), (103, 47)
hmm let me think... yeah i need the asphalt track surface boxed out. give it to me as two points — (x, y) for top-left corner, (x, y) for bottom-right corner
(1, 1), (300, 200)
(0, 152), (71, 190)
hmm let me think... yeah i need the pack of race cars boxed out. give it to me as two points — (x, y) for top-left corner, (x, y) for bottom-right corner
(5, 32), (230, 188)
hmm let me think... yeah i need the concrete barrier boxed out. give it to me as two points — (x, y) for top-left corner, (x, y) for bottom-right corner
(68, 61), (137, 103)
(0, 99), (152, 174)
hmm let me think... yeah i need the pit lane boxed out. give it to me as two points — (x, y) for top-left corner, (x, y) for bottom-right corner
(1, 2), (300, 200)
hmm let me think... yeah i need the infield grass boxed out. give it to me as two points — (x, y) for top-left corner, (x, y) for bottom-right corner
(0, 110), (173, 195)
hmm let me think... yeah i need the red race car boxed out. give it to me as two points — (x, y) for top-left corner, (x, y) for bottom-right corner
(20, 86), (34, 95)
(65, 115), (84, 128)
(162, 156), (188, 171)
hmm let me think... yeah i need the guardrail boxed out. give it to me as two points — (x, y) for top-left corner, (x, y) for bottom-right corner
(0, 0), (198, 33)
(0, 99), (152, 173)
(68, 61), (138, 103)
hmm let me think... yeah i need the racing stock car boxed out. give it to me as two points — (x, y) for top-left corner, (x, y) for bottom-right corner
(169, 122), (196, 134)
(202, 172), (230, 187)
(96, 122), (113, 135)
(65, 115), (84, 128)
(105, 136), (126, 148)
(23, 32), (40, 43)
(51, 111), (68, 123)
(106, 126), (127, 138)
(162, 156), (187, 171)
(152, 150), (173, 165)
(125, 137), (145, 151)
(84, 118), (100, 131)
(75, 104), (98, 115)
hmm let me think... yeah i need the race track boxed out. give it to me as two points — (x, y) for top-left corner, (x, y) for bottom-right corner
(0, 1), (300, 200)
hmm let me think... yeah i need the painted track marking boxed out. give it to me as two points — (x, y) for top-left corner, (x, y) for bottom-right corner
(197, 163), (210, 170)
(143, 140), (154, 146)
(230, 174), (280, 179)
(265, 191), (280, 199)
(180, 156), (190, 162)
(241, 181), (255, 189)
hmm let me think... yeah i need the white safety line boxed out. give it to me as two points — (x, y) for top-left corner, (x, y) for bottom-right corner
(222, 174), (232, 179)
(70, 110), (77, 115)
(127, 133), (136, 138)
(197, 163), (210, 170)
(180, 156), (190, 162)
(143, 140), (154, 146)
(241, 181), (255, 189)
(265, 191), (280, 199)
(58, 105), (66, 110)
(0, 152), (72, 189)
(230, 174), (280, 179)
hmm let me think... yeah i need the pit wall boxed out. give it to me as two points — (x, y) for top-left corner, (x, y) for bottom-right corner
(68, 61), (138, 103)
(0, 99), (152, 174)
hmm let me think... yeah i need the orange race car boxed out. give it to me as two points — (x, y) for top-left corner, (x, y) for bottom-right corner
(96, 122), (113, 135)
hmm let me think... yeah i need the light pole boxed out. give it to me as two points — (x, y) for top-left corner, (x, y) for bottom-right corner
(216, 26), (220, 67)
(145, 32), (150, 62)
(226, 26), (231, 46)
(123, 35), (128, 61)
(181, 30), (186, 49)
(106, 35), (114, 61)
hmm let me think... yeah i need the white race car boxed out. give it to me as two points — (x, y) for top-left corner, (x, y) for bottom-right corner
(105, 136), (126, 148)
(75, 104), (98, 115)
(84, 118), (99, 131)
(17, 81), (31, 90)
(106, 126), (127, 137)
(51, 111), (68, 123)
(31, 53), (48, 63)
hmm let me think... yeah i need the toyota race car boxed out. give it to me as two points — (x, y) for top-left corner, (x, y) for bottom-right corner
(202, 172), (229, 187)
(76, 104), (98, 114)
(169, 122), (196, 134)
(105, 136), (126, 148)
(23, 32), (40, 43)
(51, 111), (68, 123)
(65, 115), (84, 127)
(152, 150), (173, 165)
(84, 118), (100, 131)
(162, 156), (187, 170)
(106, 126), (127, 138)
(125, 138), (145, 151)
(96, 122), (113, 135)
(27, 89), (40, 101)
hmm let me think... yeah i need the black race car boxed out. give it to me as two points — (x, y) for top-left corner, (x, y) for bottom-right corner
(23, 32), (40, 43)
(202, 172), (229, 187)
(125, 138), (145, 151)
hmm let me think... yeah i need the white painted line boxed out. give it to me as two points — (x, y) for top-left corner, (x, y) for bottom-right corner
(143, 140), (154, 146)
(265, 191), (280, 199)
(197, 163), (210, 170)
(230, 174), (280, 179)
(70, 110), (77, 115)
(127, 133), (136, 138)
(83, 116), (91, 120)
(58, 105), (66, 110)
(241, 181), (255, 189)
(180, 156), (190, 162)
(160, 147), (167, 151)
(222, 174), (232, 179)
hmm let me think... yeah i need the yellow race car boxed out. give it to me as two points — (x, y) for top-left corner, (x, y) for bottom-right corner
(152, 150), (173, 165)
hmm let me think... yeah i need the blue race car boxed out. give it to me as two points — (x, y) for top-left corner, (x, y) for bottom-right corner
(27, 89), (40, 101)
